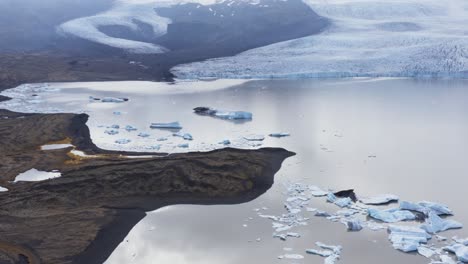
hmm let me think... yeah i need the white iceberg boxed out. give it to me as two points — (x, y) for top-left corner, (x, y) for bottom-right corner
(14, 169), (62, 182)
(344, 218), (363, 231)
(421, 211), (462, 234)
(368, 208), (416, 223)
(150, 122), (182, 129)
(327, 193), (352, 208)
(0, 186), (9, 192)
(359, 194), (399, 205)
(277, 254), (304, 259)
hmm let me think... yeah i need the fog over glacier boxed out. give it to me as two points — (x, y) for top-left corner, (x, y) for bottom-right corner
(173, 0), (468, 78)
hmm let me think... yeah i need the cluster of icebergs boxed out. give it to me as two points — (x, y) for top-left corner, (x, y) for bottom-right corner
(255, 183), (468, 263)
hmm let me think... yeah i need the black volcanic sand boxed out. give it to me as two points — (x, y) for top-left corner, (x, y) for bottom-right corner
(0, 0), (328, 91)
(0, 108), (294, 264)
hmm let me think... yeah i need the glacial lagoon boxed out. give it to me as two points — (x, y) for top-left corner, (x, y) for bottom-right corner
(2, 78), (468, 263)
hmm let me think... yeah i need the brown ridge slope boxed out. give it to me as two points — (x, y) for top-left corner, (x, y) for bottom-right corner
(0, 109), (294, 264)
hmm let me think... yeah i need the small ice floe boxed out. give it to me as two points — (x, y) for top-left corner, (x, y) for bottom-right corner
(105, 130), (119, 135)
(418, 246), (436, 258)
(359, 194), (399, 205)
(243, 134), (265, 141)
(310, 186), (328, 197)
(14, 169), (61, 182)
(173, 132), (193, 140)
(315, 210), (332, 217)
(437, 255), (458, 264)
(368, 208), (416, 223)
(269, 133), (290, 138)
(400, 201), (453, 216)
(306, 242), (342, 264)
(138, 132), (150, 138)
(219, 140), (231, 145)
(327, 193), (352, 208)
(157, 137), (168, 141)
(146, 145), (161, 151)
(366, 221), (386, 231)
(150, 122), (182, 130)
(274, 232), (301, 241)
(277, 254), (304, 260)
(388, 225), (431, 252)
(113, 111), (122, 115)
(178, 143), (189, 148)
(0, 186), (8, 192)
(125, 125), (137, 131)
(344, 218), (363, 231)
(41, 144), (73, 150)
(421, 211), (462, 234)
(110, 124), (120, 129)
(100, 97), (128, 103)
(444, 244), (468, 262)
(193, 107), (253, 120)
(452, 237), (468, 246)
(115, 139), (131, 144)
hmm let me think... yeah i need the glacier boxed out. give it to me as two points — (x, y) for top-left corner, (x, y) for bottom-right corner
(172, 0), (468, 78)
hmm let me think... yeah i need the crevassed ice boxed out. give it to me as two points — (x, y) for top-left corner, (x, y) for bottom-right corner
(57, 1), (174, 54)
(173, 0), (468, 78)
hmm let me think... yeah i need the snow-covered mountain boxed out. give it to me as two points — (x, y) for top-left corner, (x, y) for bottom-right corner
(172, 0), (468, 78)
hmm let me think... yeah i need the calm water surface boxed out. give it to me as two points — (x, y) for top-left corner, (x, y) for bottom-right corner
(2, 78), (468, 264)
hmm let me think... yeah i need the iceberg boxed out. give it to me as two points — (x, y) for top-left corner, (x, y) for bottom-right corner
(277, 254), (304, 260)
(101, 97), (128, 103)
(417, 246), (436, 258)
(138, 132), (150, 138)
(359, 194), (399, 205)
(368, 208), (416, 223)
(444, 244), (468, 263)
(309, 186), (328, 197)
(115, 139), (131, 144)
(173, 132), (193, 140)
(327, 193), (352, 208)
(177, 143), (189, 148)
(105, 129), (119, 135)
(243, 135), (265, 141)
(125, 125), (137, 131)
(156, 137), (168, 142)
(269, 133), (290, 138)
(193, 107), (253, 120)
(344, 218), (363, 231)
(421, 212), (462, 234)
(150, 122), (182, 130)
(306, 242), (342, 264)
(401, 201), (453, 216)
(388, 225), (431, 253)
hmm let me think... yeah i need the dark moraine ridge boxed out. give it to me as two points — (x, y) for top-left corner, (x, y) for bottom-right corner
(0, 0), (329, 91)
(0, 108), (294, 264)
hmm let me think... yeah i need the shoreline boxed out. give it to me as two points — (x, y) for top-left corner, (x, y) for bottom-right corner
(0, 107), (294, 264)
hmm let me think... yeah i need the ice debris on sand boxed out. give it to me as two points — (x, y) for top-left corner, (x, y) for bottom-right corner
(193, 107), (252, 120)
(359, 194), (399, 205)
(150, 122), (182, 129)
(115, 139), (131, 144)
(0, 186), (9, 192)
